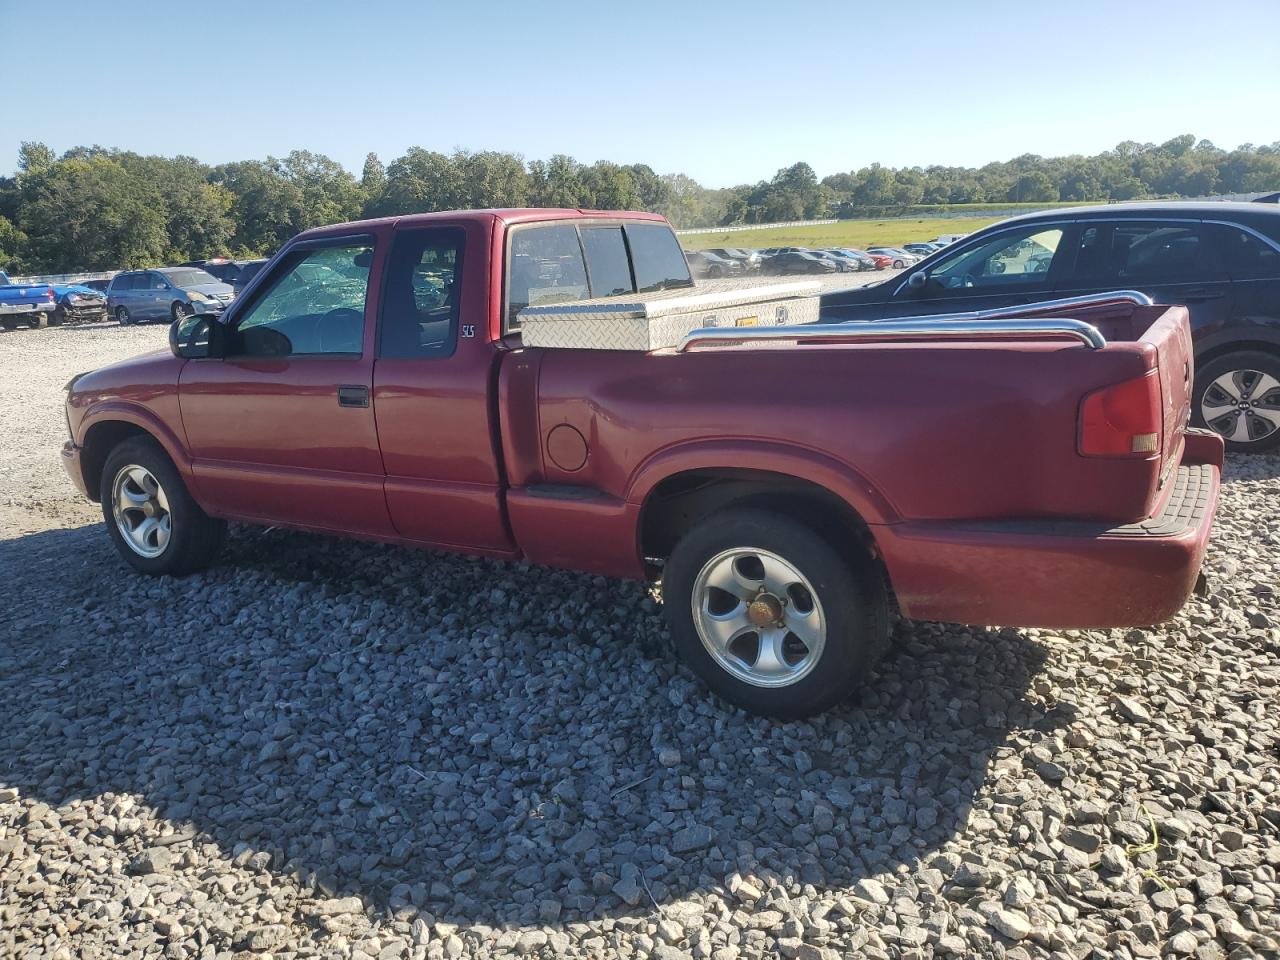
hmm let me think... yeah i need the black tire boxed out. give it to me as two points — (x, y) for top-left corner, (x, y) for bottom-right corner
(100, 437), (226, 576)
(1191, 349), (1280, 453)
(662, 507), (889, 718)
(893, 259), (905, 269)
(116, 306), (132, 326)
(172, 301), (193, 321)
(50, 306), (67, 327)
(28, 312), (48, 329)
(1, 317), (18, 331)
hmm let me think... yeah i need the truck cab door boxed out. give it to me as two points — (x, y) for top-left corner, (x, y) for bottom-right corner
(371, 221), (516, 555)
(177, 234), (395, 537)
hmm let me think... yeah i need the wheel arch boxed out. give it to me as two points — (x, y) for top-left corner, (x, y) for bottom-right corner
(634, 457), (897, 601)
(79, 407), (193, 503)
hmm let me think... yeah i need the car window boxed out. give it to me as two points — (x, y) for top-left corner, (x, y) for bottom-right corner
(147, 273), (169, 290)
(231, 241), (373, 357)
(379, 227), (464, 359)
(928, 226), (1065, 289)
(581, 226), (635, 297)
(1214, 224), (1280, 281)
(626, 222), (694, 293)
(506, 223), (590, 329)
(1070, 222), (1209, 284)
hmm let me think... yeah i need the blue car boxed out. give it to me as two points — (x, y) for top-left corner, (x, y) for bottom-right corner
(106, 267), (235, 325)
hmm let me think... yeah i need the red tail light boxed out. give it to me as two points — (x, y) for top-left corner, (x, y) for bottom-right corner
(46, 287), (55, 300)
(1079, 371), (1161, 457)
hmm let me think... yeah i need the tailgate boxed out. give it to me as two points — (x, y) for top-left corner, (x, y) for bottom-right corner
(1140, 305), (1194, 486)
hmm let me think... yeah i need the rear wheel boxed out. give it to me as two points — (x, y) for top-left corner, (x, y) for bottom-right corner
(116, 306), (132, 325)
(100, 437), (226, 575)
(1192, 350), (1280, 453)
(663, 507), (889, 718)
(1, 318), (18, 331)
(27, 312), (48, 329)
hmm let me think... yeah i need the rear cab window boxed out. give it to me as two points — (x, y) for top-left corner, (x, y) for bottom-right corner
(504, 218), (692, 331)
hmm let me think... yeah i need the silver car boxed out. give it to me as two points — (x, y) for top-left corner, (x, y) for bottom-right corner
(106, 267), (235, 325)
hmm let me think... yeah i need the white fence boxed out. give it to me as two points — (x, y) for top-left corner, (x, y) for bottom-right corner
(675, 219), (836, 236)
(10, 271), (116, 286)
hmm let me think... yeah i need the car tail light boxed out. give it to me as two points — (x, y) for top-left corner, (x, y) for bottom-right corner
(1079, 371), (1161, 457)
(46, 287), (55, 300)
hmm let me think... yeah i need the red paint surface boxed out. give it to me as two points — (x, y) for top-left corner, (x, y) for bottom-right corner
(63, 209), (1221, 629)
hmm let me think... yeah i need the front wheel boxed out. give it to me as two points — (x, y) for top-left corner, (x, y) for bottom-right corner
(100, 437), (226, 575)
(663, 507), (889, 718)
(1192, 350), (1280, 452)
(172, 301), (193, 321)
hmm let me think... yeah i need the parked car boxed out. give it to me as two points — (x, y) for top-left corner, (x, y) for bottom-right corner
(231, 258), (268, 296)
(106, 267), (236, 325)
(812, 249), (864, 273)
(821, 202), (1280, 451)
(820, 249), (875, 272)
(864, 252), (894, 270)
(79, 278), (112, 293)
(766, 251), (839, 275)
(51, 282), (108, 325)
(867, 247), (920, 269)
(0, 270), (55, 329)
(931, 234), (969, 246)
(903, 242), (942, 257)
(685, 250), (744, 279)
(62, 208), (1220, 717)
(704, 247), (762, 271)
(182, 258), (257, 284)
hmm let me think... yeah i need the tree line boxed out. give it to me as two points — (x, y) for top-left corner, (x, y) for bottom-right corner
(1, 135), (1277, 274)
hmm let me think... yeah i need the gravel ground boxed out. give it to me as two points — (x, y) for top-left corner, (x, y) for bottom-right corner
(1, 319), (1279, 960)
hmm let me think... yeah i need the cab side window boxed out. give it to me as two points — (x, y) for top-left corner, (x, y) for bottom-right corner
(506, 224), (590, 329)
(231, 241), (373, 357)
(379, 228), (464, 359)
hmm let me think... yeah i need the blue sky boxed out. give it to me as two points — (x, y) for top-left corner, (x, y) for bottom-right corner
(7, 0), (1278, 187)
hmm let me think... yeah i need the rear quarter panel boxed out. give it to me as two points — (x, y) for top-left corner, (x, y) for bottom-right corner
(526, 339), (1163, 526)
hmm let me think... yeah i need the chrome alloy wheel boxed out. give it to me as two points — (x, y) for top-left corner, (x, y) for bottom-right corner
(111, 464), (172, 558)
(690, 547), (827, 688)
(1200, 368), (1280, 444)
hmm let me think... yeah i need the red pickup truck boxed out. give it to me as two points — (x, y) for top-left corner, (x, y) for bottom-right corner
(62, 208), (1223, 717)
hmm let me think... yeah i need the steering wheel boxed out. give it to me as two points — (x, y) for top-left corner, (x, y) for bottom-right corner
(316, 308), (363, 353)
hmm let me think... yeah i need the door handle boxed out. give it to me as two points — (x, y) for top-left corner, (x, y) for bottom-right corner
(337, 385), (369, 408)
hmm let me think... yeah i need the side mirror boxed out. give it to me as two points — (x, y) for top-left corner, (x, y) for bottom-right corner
(170, 312), (224, 359)
(907, 271), (928, 290)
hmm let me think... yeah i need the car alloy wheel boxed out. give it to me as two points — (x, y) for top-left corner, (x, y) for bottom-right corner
(173, 302), (193, 321)
(690, 546), (827, 688)
(1200, 368), (1280, 445)
(116, 306), (132, 325)
(111, 464), (172, 558)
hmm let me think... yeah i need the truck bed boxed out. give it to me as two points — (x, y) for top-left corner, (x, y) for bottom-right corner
(500, 295), (1219, 625)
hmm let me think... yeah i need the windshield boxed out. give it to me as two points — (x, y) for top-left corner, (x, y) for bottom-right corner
(163, 269), (220, 288)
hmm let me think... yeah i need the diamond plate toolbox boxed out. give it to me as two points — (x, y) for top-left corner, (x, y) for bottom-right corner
(517, 279), (822, 351)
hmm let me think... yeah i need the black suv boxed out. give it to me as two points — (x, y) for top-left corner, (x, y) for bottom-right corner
(821, 202), (1280, 451)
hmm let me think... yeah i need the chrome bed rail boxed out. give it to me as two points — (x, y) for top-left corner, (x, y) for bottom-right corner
(676, 290), (1153, 354)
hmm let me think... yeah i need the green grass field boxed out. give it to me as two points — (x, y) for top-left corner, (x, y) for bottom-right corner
(678, 216), (1005, 251)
